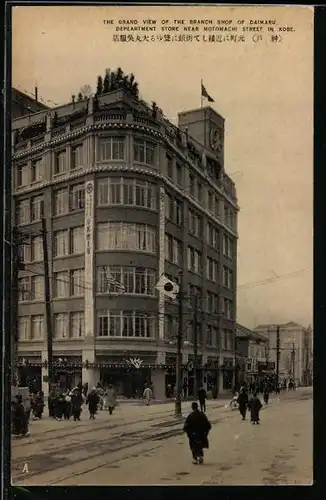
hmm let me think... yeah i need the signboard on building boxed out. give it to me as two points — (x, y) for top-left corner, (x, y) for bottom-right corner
(84, 180), (94, 337)
(158, 187), (165, 340)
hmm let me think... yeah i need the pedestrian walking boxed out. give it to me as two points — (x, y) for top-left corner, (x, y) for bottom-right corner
(197, 386), (207, 413)
(237, 387), (249, 420)
(104, 385), (117, 414)
(12, 395), (30, 437)
(263, 384), (270, 405)
(83, 382), (89, 398)
(143, 384), (153, 406)
(87, 388), (99, 419)
(33, 391), (45, 419)
(71, 388), (83, 421)
(248, 392), (263, 424)
(183, 402), (211, 465)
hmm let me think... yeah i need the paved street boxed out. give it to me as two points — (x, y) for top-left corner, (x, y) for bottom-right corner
(11, 388), (313, 486)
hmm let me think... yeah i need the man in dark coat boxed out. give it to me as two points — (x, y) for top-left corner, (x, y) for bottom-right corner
(12, 395), (29, 437)
(183, 402), (211, 464)
(263, 383), (270, 405)
(33, 391), (45, 418)
(87, 387), (99, 419)
(248, 392), (262, 424)
(71, 389), (83, 421)
(237, 387), (249, 420)
(197, 387), (207, 413)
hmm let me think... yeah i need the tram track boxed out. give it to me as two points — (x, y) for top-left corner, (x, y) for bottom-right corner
(12, 412), (229, 483)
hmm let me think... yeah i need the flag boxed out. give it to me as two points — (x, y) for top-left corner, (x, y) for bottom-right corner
(104, 270), (126, 293)
(201, 82), (215, 103)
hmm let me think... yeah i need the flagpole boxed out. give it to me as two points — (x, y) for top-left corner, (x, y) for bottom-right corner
(200, 78), (203, 108)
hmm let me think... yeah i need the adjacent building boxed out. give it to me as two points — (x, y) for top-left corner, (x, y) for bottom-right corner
(12, 88), (49, 119)
(235, 324), (269, 386)
(12, 89), (239, 398)
(254, 322), (312, 386)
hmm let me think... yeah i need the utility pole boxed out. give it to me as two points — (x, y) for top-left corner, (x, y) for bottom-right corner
(175, 269), (184, 418)
(11, 227), (24, 387)
(41, 216), (53, 395)
(193, 294), (198, 399)
(276, 325), (280, 387)
(291, 342), (296, 381)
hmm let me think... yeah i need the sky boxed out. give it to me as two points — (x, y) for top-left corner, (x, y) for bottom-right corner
(12, 5), (314, 329)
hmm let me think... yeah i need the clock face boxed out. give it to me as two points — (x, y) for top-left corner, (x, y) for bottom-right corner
(209, 128), (223, 152)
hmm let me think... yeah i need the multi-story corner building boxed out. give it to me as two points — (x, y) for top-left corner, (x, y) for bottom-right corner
(235, 324), (269, 385)
(12, 89), (239, 398)
(254, 322), (311, 385)
(12, 88), (49, 119)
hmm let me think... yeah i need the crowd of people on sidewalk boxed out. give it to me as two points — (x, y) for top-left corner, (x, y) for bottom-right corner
(11, 381), (120, 438)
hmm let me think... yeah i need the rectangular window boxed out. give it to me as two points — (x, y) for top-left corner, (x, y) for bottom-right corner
(71, 312), (84, 338)
(167, 155), (173, 177)
(227, 330), (234, 350)
(108, 178), (121, 204)
(17, 164), (29, 188)
(31, 235), (44, 262)
(54, 188), (69, 215)
(176, 163), (182, 185)
(99, 137), (125, 161)
(197, 181), (202, 202)
(189, 173), (195, 197)
(70, 183), (85, 211)
(98, 312), (109, 337)
(19, 242), (30, 263)
(53, 271), (70, 298)
(215, 197), (220, 218)
(123, 178), (134, 205)
(207, 257), (218, 282)
(212, 326), (219, 347)
(18, 316), (30, 340)
(31, 158), (43, 182)
(98, 179), (109, 205)
(54, 313), (69, 339)
(31, 275), (44, 301)
(97, 223), (156, 253)
(134, 139), (155, 164)
(54, 230), (69, 257)
(224, 205), (229, 226)
(194, 249), (201, 274)
(189, 209), (201, 237)
(71, 145), (84, 169)
(175, 200), (182, 225)
(31, 315), (44, 340)
(71, 269), (85, 296)
(172, 238), (181, 265)
(18, 277), (30, 302)
(71, 226), (85, 255)
(17, 199), (30, 225)
(54, 151), (67, 175)
(223, 266), (228, 287)
(31, 196), (43, 222)
(223, 329), (228, 350)
(208, 191), (214, 212)
(206, 325), (212, 346)
(223, 234), (229, 256)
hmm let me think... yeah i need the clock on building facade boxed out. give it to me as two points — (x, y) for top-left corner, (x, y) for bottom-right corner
(209, 127), (223, 153)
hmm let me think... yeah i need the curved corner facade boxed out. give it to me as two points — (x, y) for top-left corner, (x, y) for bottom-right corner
(12, 91), (239, 399)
